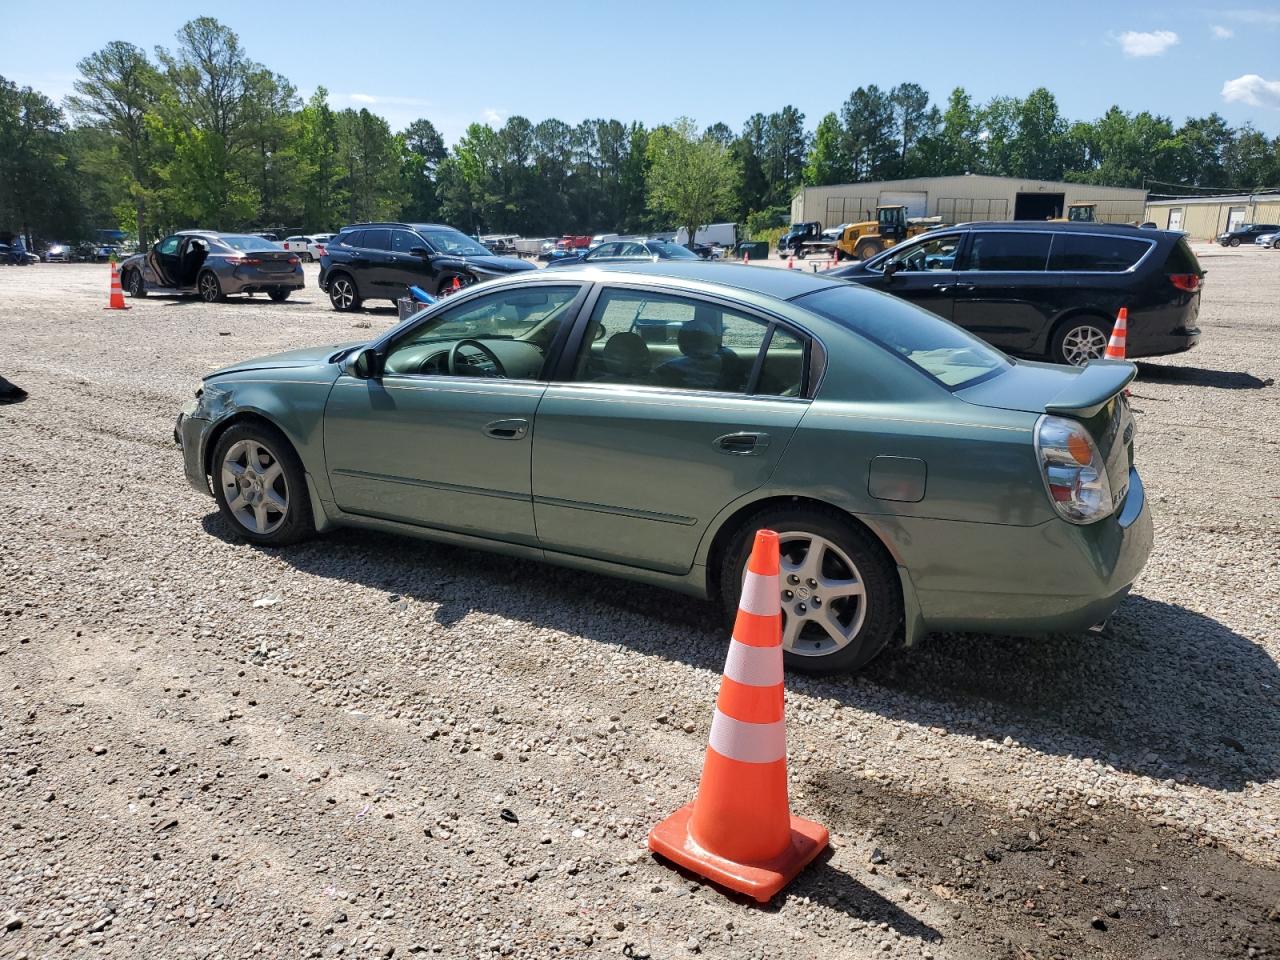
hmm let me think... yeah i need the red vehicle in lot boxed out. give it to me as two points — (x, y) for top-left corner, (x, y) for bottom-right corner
(559, 235), (592, 250)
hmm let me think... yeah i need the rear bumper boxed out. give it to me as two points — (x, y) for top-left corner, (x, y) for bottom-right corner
(1126, 325), (1200, 359)
(884, 466), (1153, 636)
(223, 268), (305, 295)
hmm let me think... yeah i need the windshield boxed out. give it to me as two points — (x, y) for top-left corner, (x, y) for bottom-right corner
(220, 235), (281, 252)
(651, 241), (699, 259)
(796, 286), (1010, 390)
(420, 229), (492, 256)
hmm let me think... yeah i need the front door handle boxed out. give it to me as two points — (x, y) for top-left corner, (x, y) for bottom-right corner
(483, 418), (528, 440)
(714, 432), (771, 456)
(951, 283), (976, 293)
(931, 283), (953, 293)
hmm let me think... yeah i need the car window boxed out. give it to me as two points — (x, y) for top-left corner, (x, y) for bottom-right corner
(570, 288), (802, 397)
(648, 241), (699, 259)
(363, 229), (391, 251)
(587, 243), (621, 259)
(157, 236), (181, 256)
(617, 242), (649, 257)
(383, 285), (581, 379)
(220, 235), (282, 252)
(877, 233), (962, 273)
(1048, 234), (1151, 272)
(339, 230), (365, 248)
(796, 285), (1010, 390)
(959, 232), (1052, 271)
(391, 230), (424, 253)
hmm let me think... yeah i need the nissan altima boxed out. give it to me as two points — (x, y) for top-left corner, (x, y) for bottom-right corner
(174, 262), (1152, 673)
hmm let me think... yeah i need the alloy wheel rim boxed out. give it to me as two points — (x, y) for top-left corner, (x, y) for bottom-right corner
(129, 273), (142, 295)
(1061, 326), (1108, 366)
(220, 439), (289, 535)
(332, 278), (354, 308)
(766, 531), (867, 657)
(200, 274), (218, 301)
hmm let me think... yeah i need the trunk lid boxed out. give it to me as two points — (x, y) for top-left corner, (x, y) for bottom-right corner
(958, 358), (1137, 505)
(237, 249), (296, 273)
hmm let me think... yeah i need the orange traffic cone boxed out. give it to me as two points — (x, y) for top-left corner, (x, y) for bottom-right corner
(648, 529), (829, 903)
(1104, 307), (1128, 360)
(741, 247), (748, 264)
(787, 255), (794, 270)
(451, 276), (462, 293)
(104, 262), (130, 311)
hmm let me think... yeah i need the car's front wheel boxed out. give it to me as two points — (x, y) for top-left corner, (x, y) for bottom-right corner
(1230, 237), (1241, 247)
(327, 272), (361, 311)
(1273, 238), (1280, 250)
(1051, 318), (1110, 366)
(198, 270), (224, 303)
(212, 422), (313, 546)
(718, 506), (901, 674)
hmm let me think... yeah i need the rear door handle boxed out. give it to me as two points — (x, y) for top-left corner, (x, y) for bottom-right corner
(931, 283), (953, 293)
(483, 418), (528, 440)
(951, 283), (975, 292)
(714, 432), (771, 456)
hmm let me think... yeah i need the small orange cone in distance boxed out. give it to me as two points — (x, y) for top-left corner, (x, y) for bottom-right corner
(648, 529), (829, 903)
(787, 255), (794, 270)
(1104, 307), (1128, 360)
(104, 262), (130, 311)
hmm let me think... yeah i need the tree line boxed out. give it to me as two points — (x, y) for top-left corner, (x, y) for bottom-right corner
(2, 16), (1279, 249)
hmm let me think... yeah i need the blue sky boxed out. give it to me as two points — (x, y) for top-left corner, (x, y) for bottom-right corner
(6, 1), (1280, 142)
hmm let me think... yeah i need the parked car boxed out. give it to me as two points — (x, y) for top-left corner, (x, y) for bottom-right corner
(118, 230), (304, 303)
(44, 242), (72, 262)
(1, 237), (35, 265)
(1217, 223), (1279, 247)
(544, 238), (701, 268)
(1253, 231), (1280, 250)
(827, 221), (1203, 366)
(174, 261), (1151, 674)
(283, 234), (335, 262)
(318, 222), (536, 310)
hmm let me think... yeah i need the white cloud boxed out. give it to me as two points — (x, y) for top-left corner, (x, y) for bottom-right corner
(1211, 24), (1234, 38)
(1118, 29), (1180, 57)
(349, 93), (378, 104)
(1221, 73), (1280, 108)
(482, 107), (506, 125)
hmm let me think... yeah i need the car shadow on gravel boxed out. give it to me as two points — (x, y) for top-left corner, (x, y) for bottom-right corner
(160, 297), (317, 308)
(1134, 362), (1274, 390)
(203, 516), (1278, 792)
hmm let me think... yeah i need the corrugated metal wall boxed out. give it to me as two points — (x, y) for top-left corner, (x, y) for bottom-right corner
(1144, 201), (1280, 240)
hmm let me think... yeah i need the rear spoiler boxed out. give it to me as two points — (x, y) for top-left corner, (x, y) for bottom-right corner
(1043, 360), (1136, 418)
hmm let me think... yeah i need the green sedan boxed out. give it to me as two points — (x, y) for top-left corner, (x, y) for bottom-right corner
(175, 262), (1152, 673)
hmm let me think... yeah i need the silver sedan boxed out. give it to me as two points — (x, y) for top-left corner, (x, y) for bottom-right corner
(118, 231), (304, 303)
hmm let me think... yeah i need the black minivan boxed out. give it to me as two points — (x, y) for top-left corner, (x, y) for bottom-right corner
(828, 222), (1203, 365)
(318, 222), (535, 311)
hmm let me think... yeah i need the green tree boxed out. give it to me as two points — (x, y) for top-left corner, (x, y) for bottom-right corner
(1009, 87), (1067, 179)
(803, 112), (848, 186)
(291, 88), (343, 230)
(65, 41), (160, 240)
(401, 118), (446, 222)
(936, 88), (982, 175)
(646, 117), (739, 244)
(840, 85), (897, 179)
(889, 82), (932, 170)
(0, 78), (71, 247)
(335, 108), (405, 222)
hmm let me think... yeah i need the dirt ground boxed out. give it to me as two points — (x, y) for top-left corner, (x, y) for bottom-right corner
(1, 248), (1277, 960)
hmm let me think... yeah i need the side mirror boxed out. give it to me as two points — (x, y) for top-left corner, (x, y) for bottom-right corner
(409, 246), (430, 258)
(350, 347), (384, 380)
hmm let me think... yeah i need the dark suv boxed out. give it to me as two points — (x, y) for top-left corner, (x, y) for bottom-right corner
(1217, 223), (1279, 247)
(828, 222), (1203, 365)
(318, 222), (535, 310)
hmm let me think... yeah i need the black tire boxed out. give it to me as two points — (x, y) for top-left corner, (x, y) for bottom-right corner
(1272, 239), (1280, 250)
(855, 241), (881, 260)
(126, 269), (147, 298)
(1049, 316), (1110, 366)
(198, 270), (224, 303)
(268, 288), (291, 302)
(1229, 237), (1241, 247)
(327, 271), (361, 311)
(211, 421), (314, 547)
(302, 252), (314, 263)
(717, 505), (902, 674)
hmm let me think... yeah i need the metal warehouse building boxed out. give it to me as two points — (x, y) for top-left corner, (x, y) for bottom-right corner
(1143, 194), (1280, 241)
(791, 174), (1147, 227)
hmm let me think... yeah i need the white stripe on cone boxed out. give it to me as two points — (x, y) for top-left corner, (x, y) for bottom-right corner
(723, 638), (784, 687)
(708, 709), (786, 764)
(738, 570), (780, 617)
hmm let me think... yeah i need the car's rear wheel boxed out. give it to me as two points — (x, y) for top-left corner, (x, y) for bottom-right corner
(126, 269), (147, 298)
(212, 422), (313, 546)
(1051, 318), (1110, 366)
(198, 270), (224, 303)
(328, 272), (361, 311)
(302, 252), (314, 263)
(718, 506), (901, 674)
(1230, 237), (1241, 247)
(268, 288), (291, 302)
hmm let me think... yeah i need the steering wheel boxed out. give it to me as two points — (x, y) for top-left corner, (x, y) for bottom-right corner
(447, 338), (507, 378)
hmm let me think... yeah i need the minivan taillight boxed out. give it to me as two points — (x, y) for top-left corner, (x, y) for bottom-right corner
(1169, 273), (1201, 292)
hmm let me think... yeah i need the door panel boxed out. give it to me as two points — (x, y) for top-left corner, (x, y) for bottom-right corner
(876, 271), (956, 320)
(323, 376), (545, 544)
(532, 386), (806, 573)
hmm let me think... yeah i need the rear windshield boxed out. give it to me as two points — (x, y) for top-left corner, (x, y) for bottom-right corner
(220, 235), (280, 252)
(796, 286), (1010, 390)
(1163, 237), (1203, 275)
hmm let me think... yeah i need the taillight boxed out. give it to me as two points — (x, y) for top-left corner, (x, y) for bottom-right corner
(1169, 273), (1200, 292)
(240, 257), (262, 266)
(1035, 415), (1114, 524)
(287, 256), (300, 265)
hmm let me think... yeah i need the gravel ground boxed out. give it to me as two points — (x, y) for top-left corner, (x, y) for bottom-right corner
(1, 250), (1277, 960)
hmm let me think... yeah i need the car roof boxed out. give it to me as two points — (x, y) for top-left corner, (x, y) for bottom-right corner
(951, 220), (1169, 238)
(342, 222), (452, 231)
(528, 260), (845, 302)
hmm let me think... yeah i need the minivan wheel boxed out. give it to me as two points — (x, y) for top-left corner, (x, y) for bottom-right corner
(1051, 319), (1110, 366)
(718, 506), (901, 674)
(212, 422), (313, 546)
(328, 273), (361, 311)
